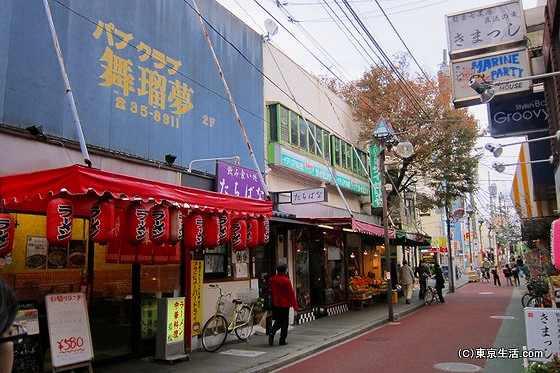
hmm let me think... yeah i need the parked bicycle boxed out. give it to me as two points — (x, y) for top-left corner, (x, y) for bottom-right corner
(423, 285), (441, 306)
(522, 278), (551, 308)
(201, 284), (257, 352)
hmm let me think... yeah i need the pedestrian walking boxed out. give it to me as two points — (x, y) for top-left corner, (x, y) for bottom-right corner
(268, 262), (299, 346)
(415, 260), (431, 300)
(516, 255), (525, 278)
(398, 260), (415, 304)
(0, 278), (18, 373)
(491, 264), (502, 287)
(512, 264), (520, 286)
(434, 263), (445, 303)
(503, 264), (513, 286)
(481, 258), (492, 282)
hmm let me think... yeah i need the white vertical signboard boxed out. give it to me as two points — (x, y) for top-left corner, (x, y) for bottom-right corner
(525, 307), (560, 362)
(45, 293), (93, 369)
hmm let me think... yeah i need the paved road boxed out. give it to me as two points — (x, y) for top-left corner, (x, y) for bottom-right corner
(273, 282), (524, 373)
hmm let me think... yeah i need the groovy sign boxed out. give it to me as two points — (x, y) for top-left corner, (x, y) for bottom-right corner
(488, 90), (548, 138)
(451, 48), (531, 108)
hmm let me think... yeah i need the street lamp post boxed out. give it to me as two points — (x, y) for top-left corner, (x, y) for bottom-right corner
(477, 218), (484, 260)
(373, 119), (414, 322)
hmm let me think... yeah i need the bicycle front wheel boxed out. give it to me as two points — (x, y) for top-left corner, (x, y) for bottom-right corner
(424, 287), (434, 306)
(521, 292), (533, 308)
(202, 315), (228, 352)
(235, 305), (254, 340)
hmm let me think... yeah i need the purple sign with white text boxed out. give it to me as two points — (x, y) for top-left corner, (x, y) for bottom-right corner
(216, 162), (266, 200)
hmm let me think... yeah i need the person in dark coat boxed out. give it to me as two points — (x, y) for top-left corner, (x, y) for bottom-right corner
(268, 262), (299, 346)
(434, 263), (445, 303)
(0, 278), (18, 373)
(415, 260), (431, 300)
(491, 264), (502, 287)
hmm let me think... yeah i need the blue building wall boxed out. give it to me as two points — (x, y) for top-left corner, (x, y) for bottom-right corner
(0, 0), (264, 172)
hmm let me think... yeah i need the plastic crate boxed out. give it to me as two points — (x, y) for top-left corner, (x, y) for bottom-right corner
(236, 288), (259, 303)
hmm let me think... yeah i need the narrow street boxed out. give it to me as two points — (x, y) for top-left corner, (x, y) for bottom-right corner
(275, 281), (524, 373)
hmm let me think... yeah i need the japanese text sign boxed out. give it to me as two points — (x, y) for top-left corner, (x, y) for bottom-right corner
(525, 308), (560, 362)
(191, 260), (204, 336)
(45, 293), (93, 368)
(166, 298), (185, 344)
(290, 187), (327, 205)
(216, 161), (266, 200)
(446, 1), (525, 55)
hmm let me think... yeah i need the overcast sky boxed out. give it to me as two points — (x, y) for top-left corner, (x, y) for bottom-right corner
(213, 0), (541, 219)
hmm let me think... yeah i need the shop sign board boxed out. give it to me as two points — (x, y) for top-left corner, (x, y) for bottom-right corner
(0, 1), (265, 173)
(216, 161), (267, 200)
(488, 90), (548, 138)
(525, 308), (560, 362)
(446, 0), (526, 57)
(290, 187), (327, 205)
(369, 142), (382, 208)
(45, 293), (93, 368)
(451, 48), (531, 108)
(273, 144), (370, 195)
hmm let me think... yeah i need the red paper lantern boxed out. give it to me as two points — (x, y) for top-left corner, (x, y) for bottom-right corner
(552, 219), (560, 269)
(203, 215), (220, 248)
(0, 213), (15, 256)
(218, 213), (231, 244)
(231, 219), (247, 252)
(184, 213), (203, 249)
(148, 205), (170, 245)
(90, 201), (116, 244)
(46, 198), (73, 245)
(126, 203), (147, 245)
(168, 207), (184, 244)
(246, 218), (259, 248)
(258, 217), (270, 246)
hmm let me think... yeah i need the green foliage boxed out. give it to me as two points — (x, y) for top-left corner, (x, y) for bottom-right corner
(524, 354), (560, 373)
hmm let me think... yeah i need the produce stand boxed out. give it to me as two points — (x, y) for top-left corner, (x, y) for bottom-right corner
(348, 276), (381, 310)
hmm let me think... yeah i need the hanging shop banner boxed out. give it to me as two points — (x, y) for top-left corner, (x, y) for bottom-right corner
(216, 161), (267, 200)
(451, 48), (531, 108)
(191, 260), (204, 336)
(446, 1), (525, 56)
(488, 90), (548, 138)
(369, 142), (382, 208)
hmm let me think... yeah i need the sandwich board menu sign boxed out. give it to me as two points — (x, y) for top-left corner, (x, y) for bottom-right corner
(45, 293), (93, 369)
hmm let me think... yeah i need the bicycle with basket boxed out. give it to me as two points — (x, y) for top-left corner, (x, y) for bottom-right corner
(201, 284), (259, 352)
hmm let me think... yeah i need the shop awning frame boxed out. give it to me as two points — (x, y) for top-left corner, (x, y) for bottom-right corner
(295, 217), (394, 238)
(0, 164), (273, 217)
